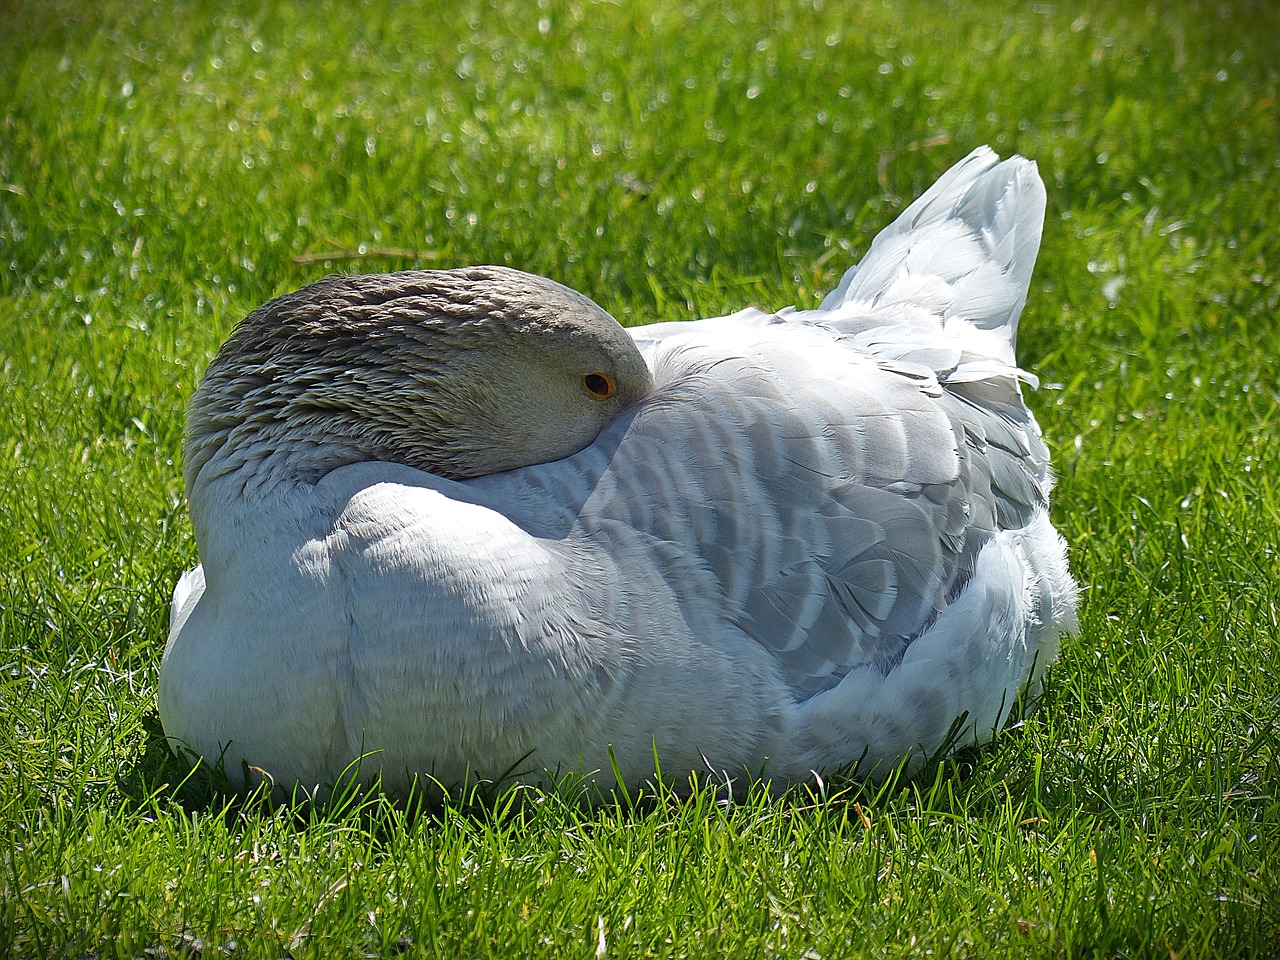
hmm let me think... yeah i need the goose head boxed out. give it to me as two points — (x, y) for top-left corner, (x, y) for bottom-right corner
(183, 265), (653, 495)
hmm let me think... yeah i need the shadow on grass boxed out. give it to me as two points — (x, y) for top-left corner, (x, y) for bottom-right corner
(115, 710), (532, 834)
(112, 705), (1023, 841)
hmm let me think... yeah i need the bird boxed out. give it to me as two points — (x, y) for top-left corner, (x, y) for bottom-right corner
(160, 146), (1077, 799)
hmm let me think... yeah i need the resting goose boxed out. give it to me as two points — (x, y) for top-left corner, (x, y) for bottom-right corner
(160, 146), (1077, 796)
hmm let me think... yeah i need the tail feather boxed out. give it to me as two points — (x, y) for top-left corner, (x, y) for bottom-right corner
(818, 147), (1046, 367)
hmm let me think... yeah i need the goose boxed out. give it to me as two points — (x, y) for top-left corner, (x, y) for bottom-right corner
(160, 146), (1077, 798)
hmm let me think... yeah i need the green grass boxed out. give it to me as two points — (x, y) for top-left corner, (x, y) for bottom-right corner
(2, 0), (1277, 955)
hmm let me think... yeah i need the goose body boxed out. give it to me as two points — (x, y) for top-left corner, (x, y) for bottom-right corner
(160, 147), (1077, 795)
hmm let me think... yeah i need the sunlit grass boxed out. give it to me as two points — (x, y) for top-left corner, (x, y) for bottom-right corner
(2, 0), (1277, 956)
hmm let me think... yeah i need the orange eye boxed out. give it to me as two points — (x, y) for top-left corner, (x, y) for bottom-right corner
(582, 373), (615, 399)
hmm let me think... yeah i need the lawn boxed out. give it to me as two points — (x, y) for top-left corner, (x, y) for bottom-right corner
(2, 0), (1277, 956)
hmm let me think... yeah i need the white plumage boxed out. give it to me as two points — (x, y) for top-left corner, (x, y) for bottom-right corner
(160, 146), (1077, 796)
